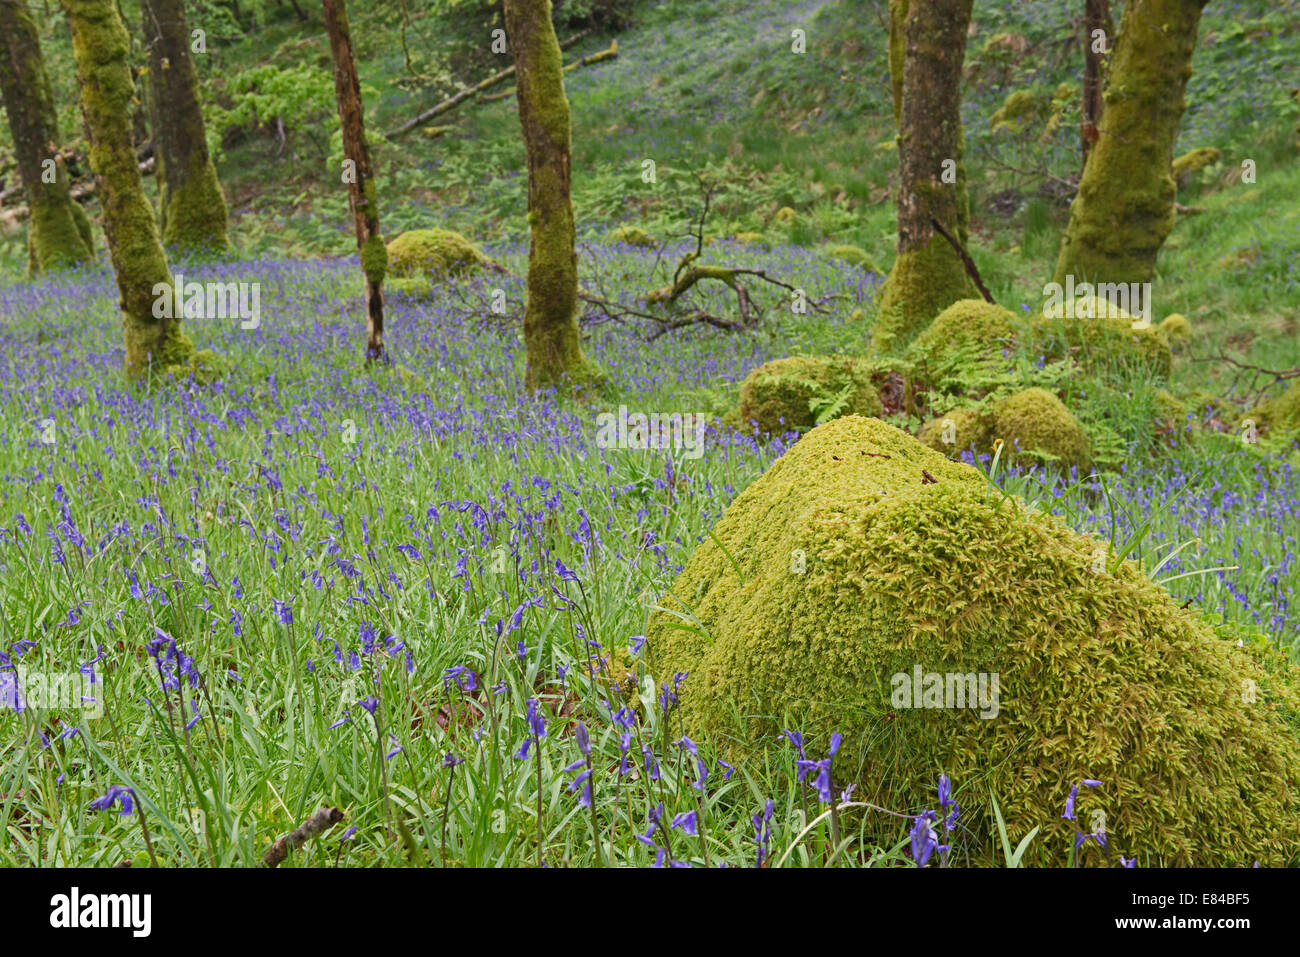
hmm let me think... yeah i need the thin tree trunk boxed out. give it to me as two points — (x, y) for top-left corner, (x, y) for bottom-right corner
(504, 0), (601, 393)
(62, 0), (204, 377)
(142, 0), (229, 251)
(323, 0), (385, 361)
(0, 0), (95, 272)
(874, 0), (976, 354)
(1055, 0), (1210, 286)
(1080, 0), (1112, 169)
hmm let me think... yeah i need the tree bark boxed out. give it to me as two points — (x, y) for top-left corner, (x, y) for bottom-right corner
(504, 0), (601, 393)
(1055, 0), (1209, 286)
(0, 0), (95, 272)
(142, 0), (229, 251)
(323, 0), (385, 361)
(1080, 0), (1113, 169)
(874, 0), (976, 354)
(62, 0), (205, 377)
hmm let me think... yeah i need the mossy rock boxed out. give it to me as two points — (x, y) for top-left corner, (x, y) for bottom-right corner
(822, 243), (883, 274)
(917, 406), (991, 456)
(991, 387), (1092, 473)
(1172, 147), (1222, 186)
(646, 415), (1300, 865)
(731, 232), (767, 246)
(386, 229), (490, 282)
(1250, 381), (1300, 448)
(905, 299), (1020, 380)
(608, 225), (656, 248)
(1028, 299), (1172, 378)
(773, 206), (796, 223)
(990, 89), (1044, 134)
(1159, 313), (1191, 348)
(737, 355), (883, 435)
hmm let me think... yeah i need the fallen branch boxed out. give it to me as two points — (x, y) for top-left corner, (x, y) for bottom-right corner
(387, 29), (596, 137)
(930, 217), (995, 304)
(263, 806), (344, 868)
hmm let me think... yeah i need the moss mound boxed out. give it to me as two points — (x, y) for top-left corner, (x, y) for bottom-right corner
(991, 387), (1092, 473)
(646, 415), (1300, 865)
(905, 299), (1020, 376)
(990, 89), (1043, 134)
(1250, 381), (1300, 448)
(608, 225), (656, 247)
(917, 406), (990, 456)
(731, 231), (767, 246)
(386, 229), (490, 281)
(1159, 313), (1192, 348)
(737, 355), (883, 435)
(1028, 298), (1172, 378)
(822, 244), (883, 274)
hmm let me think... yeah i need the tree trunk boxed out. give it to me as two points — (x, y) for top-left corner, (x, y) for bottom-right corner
(0, 0), (95, 272)
(874, 0), (976, 354)
(323, 0), (385, 361)
(1080, 0), (1113, 169)
(62, 0), (205, 378)
(1055, 0), (1209, 286)
(887, 0), (907, 129)
(504, 0), (601, 393)
(142, 0), (229, 251)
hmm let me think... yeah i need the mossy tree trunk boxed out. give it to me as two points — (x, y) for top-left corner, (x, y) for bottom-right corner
(323, 0), (386, 361)
(142, 0), (229, 251)
(504, 0), (601, 393)
(874, 0), (976, 354)
(62, 0), (202, 377)
(0, 0), (95, 273)
(1055, 0), (1209, 286)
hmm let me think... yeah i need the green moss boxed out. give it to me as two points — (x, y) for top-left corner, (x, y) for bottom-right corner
(917, 406), (990, 455)
(386, 228), (489, 281)
(159, 151), (229, 252)
(991, 387), (1092, 473)
(737, 355), (883, 435)
(1251, 381), (1300, 448)
(905, 298), (1020, 378)
(607, 225), (655, 247)
(386, 276), (432, 300)
(1028, 299), (1172, 378)
(1159, 312), (1191, 348)
(70, 201), (94, 257)
(1172, 147), (1221, 185)
(989, 89), (1043, 134)
(774, 206), (796, 223)
(887, 0), (907, 128)
(822, 244), (882, 274)
(360, 234), (388, 285)
(731, 232), (766, 246)
(646, 415), (1300, 865)
(874, 234), (976, 355)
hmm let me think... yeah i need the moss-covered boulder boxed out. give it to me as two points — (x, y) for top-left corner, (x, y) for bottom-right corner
(990, 89), (1043, 134)
(737, 355), (883, 435)
(646, 415), (1300, 865)
(1250, 381), (1300, 449)
(774, 206), (796, 223)
(731, 231), (767, 246)
(822, 243), (883, 274)
(905, 299), (1020, 377)
(917, 406), (990, 455)
(1159, 312), (1191, 348)
(1028, 298), (1172, 378)
(608, 225), (656, 248)
(990, 387), (1092, 473)
(386, 228), (490, 282)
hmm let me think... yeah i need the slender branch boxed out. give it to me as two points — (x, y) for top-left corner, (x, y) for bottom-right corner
(929, 217), (994, 304)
